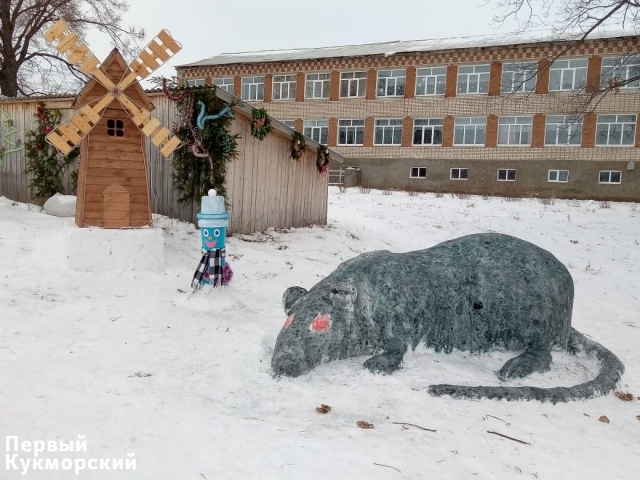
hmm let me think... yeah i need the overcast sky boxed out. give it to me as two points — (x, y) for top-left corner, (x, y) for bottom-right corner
(86, 0), (528, 85)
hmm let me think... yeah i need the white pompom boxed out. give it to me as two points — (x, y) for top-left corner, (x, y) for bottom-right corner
(208, 189), (217, 197)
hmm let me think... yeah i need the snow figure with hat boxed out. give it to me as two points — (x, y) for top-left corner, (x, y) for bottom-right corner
(191, 189), (233, 289)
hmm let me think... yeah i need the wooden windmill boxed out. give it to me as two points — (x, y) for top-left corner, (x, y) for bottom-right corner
(43, 19), (182, 228)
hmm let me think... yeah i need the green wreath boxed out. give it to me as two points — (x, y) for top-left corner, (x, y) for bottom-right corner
(251, 108), (272, 140)
(316, 144), (330, 174)
(290, 131), (306, 160)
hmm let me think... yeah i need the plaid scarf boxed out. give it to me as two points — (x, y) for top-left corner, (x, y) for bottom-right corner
(192, 248), (226, 289)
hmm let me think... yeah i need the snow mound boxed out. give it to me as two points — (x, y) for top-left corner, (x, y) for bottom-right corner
(43, 194), (76, 217)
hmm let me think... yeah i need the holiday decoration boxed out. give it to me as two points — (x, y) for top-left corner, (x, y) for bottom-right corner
(192, 189), (233, 289)
(0, 108), (24, 165)
(41, 18), (183, 228)
(197, 101), (233, 130)
(290, 131), (306, 160)
(250, 108), (272, 140)
(316, 144), (330, 175)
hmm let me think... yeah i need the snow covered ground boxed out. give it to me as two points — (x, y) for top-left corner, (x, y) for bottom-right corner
(1, 188), (639, 479)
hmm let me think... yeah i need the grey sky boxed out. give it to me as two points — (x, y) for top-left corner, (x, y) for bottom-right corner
(87, 0), (523, 85)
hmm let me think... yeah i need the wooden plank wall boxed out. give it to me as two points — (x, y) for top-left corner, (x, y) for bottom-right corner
(1, 94), (329, 234)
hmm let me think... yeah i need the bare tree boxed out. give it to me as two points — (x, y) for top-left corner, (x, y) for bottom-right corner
(0, 0), (145, 97)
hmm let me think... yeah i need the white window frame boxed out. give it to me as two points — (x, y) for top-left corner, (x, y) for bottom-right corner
(412, 118), (443, 146)
(545, 115), (583, 146)
(280, 120), (296, 129)
(303, 120), (328, 144)
(272, 74), (297, 101)
(340, 71), (367, 98)
(415, 67), (446, 96)
(410, 167), (427, 178)
(596, 114), (637, 147)
(457, 64), (490, 95)
(598, 170), (622, 184)
(549, 59), (588, 91)
(374, 118), (403, 145)
(213, 77), (234, 93)
(454, 117), (486, 146)
(377, 69), (406, 97)
(497, 169), (517, 182)
(548, 170), (569, 183)
(241, 76), (265, 101)
(498, 116), (533, 146)
(337, 119), (365, 146)
(305, 73), (330, 99)
(185, 78), (205, 87)
(450, 168), (469, 180)
(501, 62), (537, 93)
(601, 56), (640, 89)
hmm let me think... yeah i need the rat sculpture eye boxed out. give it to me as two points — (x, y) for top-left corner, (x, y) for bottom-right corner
(283, 315), (294, 329)
(310, 314), (332, 332)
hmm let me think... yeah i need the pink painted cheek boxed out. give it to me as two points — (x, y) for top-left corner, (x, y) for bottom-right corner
(310, 314), (332, 332)
(283, 315), (294, 329)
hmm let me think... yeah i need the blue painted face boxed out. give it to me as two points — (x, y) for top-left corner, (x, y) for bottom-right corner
(201, 227), (226, 251)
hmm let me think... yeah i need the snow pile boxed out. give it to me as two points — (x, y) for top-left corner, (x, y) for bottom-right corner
(43, 193), (76, 217)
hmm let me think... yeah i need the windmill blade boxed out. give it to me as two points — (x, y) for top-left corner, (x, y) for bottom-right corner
(118, 30), (182, 91)
(117, 93), (181, 158)
(43, 19), (115, 90)
(45, 94), (115, 155)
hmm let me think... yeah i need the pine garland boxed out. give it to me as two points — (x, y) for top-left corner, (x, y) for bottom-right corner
(316, 144), (330, 175)
(23, 102), (79, 204)
(250, 108), (272, 140)
(290, 131), (306, 160)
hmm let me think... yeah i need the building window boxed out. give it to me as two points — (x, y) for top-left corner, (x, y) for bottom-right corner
(415, 67), (446, 96)
(107, 119), (124, 137)
(450, 168), (469, 180)
(303, 120), (328, 144)
(548, 170), (569, 183)
(377, 69), (406, 97)
(549, 59), (587, 91)
(374, 119), (403, 145)
(498, 116), (533, 146)
(545, 115), (583, 146)
(599, 171), (622, 184)
(185, 78), (205, 87)
(340, 72), (367, 98)
(601, 56), (640, 89)
(280, 120), (296, 129)
(305, 73), (330, 99)
(596, 114), (636, 146)
(241, 76), (264, 101)
(457, 65), (490, 94)
(497, 169), (516, 181)
(413, 118), (443, 145)
(273, 74), (297, 101)
(454, 117), (486, 145)
(410, 167), (426, 178)
(214, 77), (234, 93)
(501, 62), (537, 93)
(338, 119), (365, 145)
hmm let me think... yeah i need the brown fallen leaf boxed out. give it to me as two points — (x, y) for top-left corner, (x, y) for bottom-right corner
(177, 289), (186, 293)
(598, 415), (610, 423)
(583, 413), (591, 417)
(614, 391), (634, 401)
(636, 415), (640, 421)
(356, 420), (375, 429)
(316, 404), (332, 414)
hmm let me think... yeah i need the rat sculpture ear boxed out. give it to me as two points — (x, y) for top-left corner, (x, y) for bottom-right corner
(283, 286), (308, 313)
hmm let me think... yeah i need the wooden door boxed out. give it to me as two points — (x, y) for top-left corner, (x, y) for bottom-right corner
(103, 185), (131, 228)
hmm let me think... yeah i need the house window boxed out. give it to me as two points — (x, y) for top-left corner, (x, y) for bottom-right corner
(548, 170), (569, 183)
(599, 171), (622, 184)
(107, 119), (124, 137)
(549, 59), (587, 91)
(305, 73), (330, 99)
(601, 56), (640, 89)
(273, 74), (297, 101)
(545, 115), (583, 146)
(185, 78), (205, 87)
(377, 69), (406, 97)
(374, 119), (403, 145)
(596, 114), (636, 146)
(337, 119), (365, 145)
(413, 118), (443, 145)
(340, 72), (367, 98)
(241, 76), (264, 101)
(415, 67), (446, 96)
(501, 62), (537, 93)
(214, 77), (234, 93)
(280, 120), (296, 129)
(450, 168), (469, 180)
(410, 167), (427, 178)
(497, 169), (516, 181)
(498, 116), (533, 146)
(454, 117), (486, 145)
(303, 120), (328, 144)
(457, 65), (490, 94)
